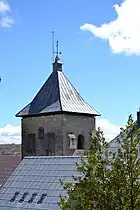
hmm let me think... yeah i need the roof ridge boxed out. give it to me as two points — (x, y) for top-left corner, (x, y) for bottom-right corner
(56, 71), (63, 111)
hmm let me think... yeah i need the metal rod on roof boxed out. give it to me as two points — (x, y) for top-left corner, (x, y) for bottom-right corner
(52, 31), (55, 62)
(56, 40), (59, 57)
(52, 32), (62, 62)
(56, 40), (62, 57)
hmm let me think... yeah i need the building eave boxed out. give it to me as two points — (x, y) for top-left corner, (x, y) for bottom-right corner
(16, 110), (101, 118)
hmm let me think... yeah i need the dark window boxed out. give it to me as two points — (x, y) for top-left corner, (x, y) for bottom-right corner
(27, 134), (36, 155)
(10, 192), (20, 202)
(37, 193), (47, 204)
(28, 193), (38, 203)
(19, 192), (28, 203)
(77, 134), (84, 150)
(47, 132), (55, 156)
(38, 127), (44, 139)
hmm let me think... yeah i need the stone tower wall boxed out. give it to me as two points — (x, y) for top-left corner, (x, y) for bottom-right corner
(21, 114), (96, 158)
(21, 115), (63, 158)
(62, 114), (95, 155)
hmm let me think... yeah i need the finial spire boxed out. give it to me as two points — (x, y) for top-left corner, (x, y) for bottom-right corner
(56, 40), (59, 57)
(52, 31), (55, 62)
(52, 31), (62, 63)
(55, 40), (61, 62)
(52, 32), (62, 72)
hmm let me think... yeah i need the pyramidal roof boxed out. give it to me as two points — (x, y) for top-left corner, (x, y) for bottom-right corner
(16, 56), (100, 117)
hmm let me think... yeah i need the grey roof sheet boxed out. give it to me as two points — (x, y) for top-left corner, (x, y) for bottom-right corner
(0, 156), (81, 210)
(16, 70), (100, 117)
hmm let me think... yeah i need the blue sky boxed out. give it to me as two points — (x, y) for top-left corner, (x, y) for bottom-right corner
(0, 0), (140, 143)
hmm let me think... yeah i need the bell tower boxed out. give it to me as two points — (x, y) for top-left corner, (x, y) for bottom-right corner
(16, 36), (100, 159)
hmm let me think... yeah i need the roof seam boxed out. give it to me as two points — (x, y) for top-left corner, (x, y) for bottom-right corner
(16, 70), (100, 117)
(57, 71), (63, 111)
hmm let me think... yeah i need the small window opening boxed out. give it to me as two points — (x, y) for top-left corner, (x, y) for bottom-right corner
(27, 134), (36, 155)
(38, 127), (44, 139)
(37, 193), (47, 204)
(10, 192), (20, 202)
(28, 193), (38, 203)
(19, 192), (28, 203)
(47, 132), (55, 156)
(77, 134), (84, 150)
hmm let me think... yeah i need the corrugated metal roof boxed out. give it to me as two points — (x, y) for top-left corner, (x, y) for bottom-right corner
(0, 156), (81, 210)
(16, 60), (100, 117)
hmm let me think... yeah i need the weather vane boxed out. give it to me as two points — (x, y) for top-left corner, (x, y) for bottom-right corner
(52, 31), (61, 62)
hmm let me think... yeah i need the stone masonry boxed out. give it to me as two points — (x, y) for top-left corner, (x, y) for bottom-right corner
(21, 114), (95, 159)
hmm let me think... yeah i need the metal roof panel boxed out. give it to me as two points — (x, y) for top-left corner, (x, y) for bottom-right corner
(58, 71), (100, 115)
(0, 156), (81, 210)
(16, 68), (100, 117)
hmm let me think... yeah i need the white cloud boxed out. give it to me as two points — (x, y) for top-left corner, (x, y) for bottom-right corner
(0, 124), (21, 144)
(96, 119), (121, 142)
(0, 16), (14, 27)
(0, 0), (10, 13)
(0, 120), (120, 144)
(0, 0), (14, 28)
(80, 0), (140, 55)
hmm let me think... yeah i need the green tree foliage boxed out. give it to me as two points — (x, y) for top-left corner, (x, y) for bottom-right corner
(60, 115), (140, 210)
